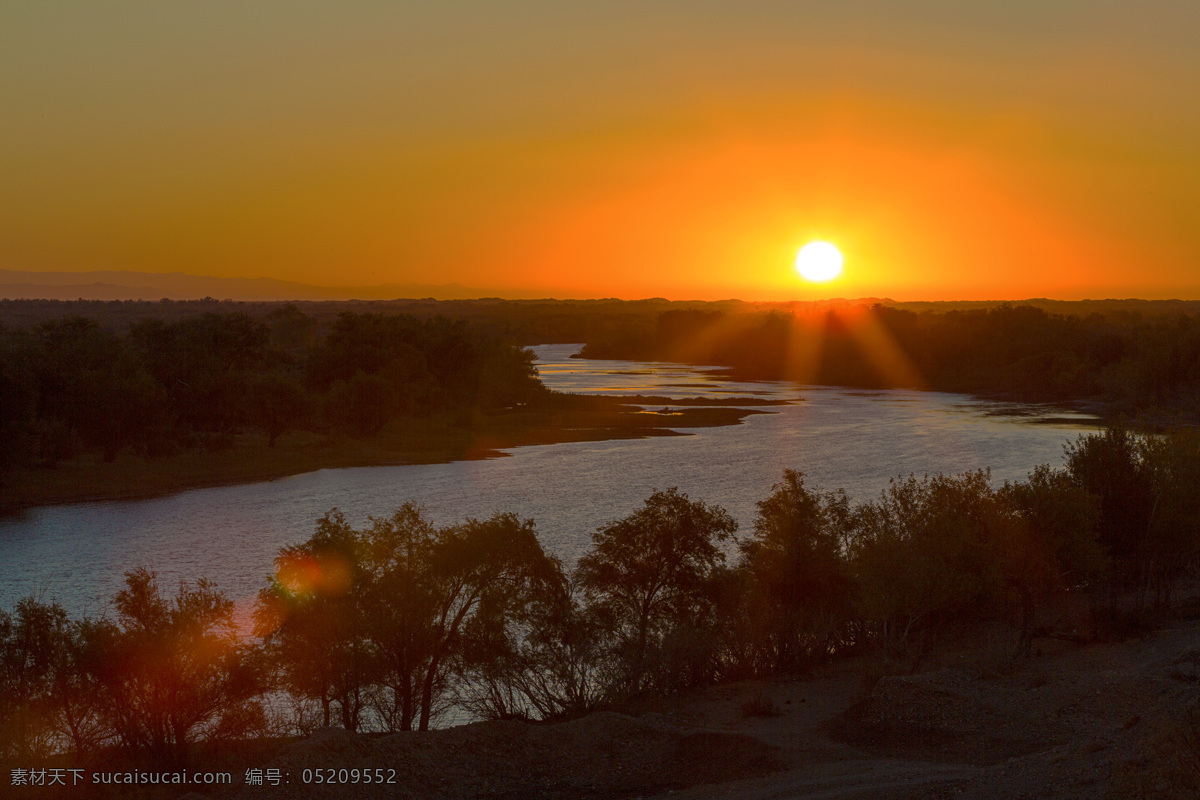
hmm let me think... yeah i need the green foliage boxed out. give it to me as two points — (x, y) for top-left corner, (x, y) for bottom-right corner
(257, 504), (560, 732)
(0, 307), (548, 474)
(131, 313), (270, 433)
(581, 303), (1200, 413)
(1133, 428), (1200, 609)
(90, 569), (266, 758)
(850, 471), (1012, 653)
(324, 372), (397, 437)
(19, 318), (166, 463)
(576, 488), (737, 694)
(737, 470), (855, 671)
(4, 437), (1198, 758)
(1065, 425), (1154, 590)
(248, 372), (310, 446)
(457, 577), (615, 722)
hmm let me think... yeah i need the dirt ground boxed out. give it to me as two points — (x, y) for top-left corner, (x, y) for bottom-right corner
(647, 616), (1200, 800)
(211, 615), (1200, 800)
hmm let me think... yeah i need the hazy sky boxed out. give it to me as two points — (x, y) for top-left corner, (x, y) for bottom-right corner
(3, 1), (1198, 300)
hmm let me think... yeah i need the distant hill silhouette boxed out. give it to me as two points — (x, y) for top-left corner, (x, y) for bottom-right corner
(0, 269), (520, 301)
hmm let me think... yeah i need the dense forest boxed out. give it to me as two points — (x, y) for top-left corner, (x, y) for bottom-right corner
(580, 303), (1200, 416)
(4, 296), (1200, 354)
(0, 296), (698, 347)
(0, 307), (545, 480)
(6, 298), (1197, 455)
(5, 297), (1199, 508)
(3, 425), (1198, 762)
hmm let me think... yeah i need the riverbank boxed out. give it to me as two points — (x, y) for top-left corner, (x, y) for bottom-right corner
(0, 394), (781, 512)
(7, 597), (1196, 799)
(166, 602), (1189, 800)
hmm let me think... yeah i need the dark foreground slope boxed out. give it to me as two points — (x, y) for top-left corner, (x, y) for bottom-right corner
(193, 613), (1200, 800)
(217, 713), (782, 800)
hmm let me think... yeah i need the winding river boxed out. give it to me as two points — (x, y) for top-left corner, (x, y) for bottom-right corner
(0, 344), (1099, 621)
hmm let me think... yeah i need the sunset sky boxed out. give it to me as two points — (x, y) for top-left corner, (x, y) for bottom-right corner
(3, 2), (1198, 301)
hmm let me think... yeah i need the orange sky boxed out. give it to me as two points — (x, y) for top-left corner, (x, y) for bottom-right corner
(2, 2), (1198, 301)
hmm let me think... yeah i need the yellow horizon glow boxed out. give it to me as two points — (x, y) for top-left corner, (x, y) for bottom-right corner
(3, 3), (1199, 301)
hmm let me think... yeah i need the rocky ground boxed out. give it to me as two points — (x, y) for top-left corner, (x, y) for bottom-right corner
(203, 613), (1200, 800)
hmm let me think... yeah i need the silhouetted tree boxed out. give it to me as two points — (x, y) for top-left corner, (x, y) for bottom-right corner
(410, 512), (559, 730)
(576, 488), (737, 694)
(324, 372), (398, 437)
(259, 506), (559, 732)
(358, 504), (440, 732)
(738, 470), (855, 671)
(256, 510), (372, 731)
(249, 372), (310, 447)
(457, 573), (613, 722)
(1000, 465), (1104, 649)
(850, 471), (1010, 654)
(90, 569), (266, 758)
(1065, 425), (1154, 594)
(474, 342), (544, 409)
(1138, 428), (1200, 610)
(0, 601), (71, 758)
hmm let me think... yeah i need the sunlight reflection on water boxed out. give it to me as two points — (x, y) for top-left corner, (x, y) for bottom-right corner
(0, 344), (1100, 619)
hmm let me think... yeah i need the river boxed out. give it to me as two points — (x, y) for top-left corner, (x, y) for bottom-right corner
(0, 344), (1099, 620)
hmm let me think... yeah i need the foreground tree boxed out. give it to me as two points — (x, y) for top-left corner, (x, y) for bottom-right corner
(1000, 465), (1104, 647)
(411, 512), (560, 730)
(0, 599), (110, 758)
(256, 510), (373, 731)
(457, 574), (615, 722)
(90, 569), (266, 759)
(258, 505), (560, 732)
(1138, 428), (1200, 611)
(576, 488), (737, 694)
(850, 471), (1012, 654)
(1064, 425), (1154, 594)
(738, 470), (856, 671)
(0, 601), (75, 758)
(358, 505), (439, 732)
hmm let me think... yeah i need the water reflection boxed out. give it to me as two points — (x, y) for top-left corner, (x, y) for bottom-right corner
(0, 344), (1099, 619)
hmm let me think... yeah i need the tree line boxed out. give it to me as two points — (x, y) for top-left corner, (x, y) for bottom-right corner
(0, 297), (697, 348)
(4, 424), (1198, 761)
(7, 300), (1199, 484)
(0, 307), (545, 477)
(580, 304), (1200, 415)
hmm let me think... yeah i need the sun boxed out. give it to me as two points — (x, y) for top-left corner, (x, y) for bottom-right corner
(795, 241), (843, 282)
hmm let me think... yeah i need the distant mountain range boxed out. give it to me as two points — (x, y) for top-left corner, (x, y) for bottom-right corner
(0, 270), (523, 301)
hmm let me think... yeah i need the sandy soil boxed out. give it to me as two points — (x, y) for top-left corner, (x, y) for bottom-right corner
(210, 615), (1200, 800)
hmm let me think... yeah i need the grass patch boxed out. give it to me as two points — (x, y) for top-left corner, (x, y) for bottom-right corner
(2, 396), (771, 511)
(740, 692), (783, 718)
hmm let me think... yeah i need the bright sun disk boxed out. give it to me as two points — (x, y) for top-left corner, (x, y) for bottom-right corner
(795, 241), (843, 282)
